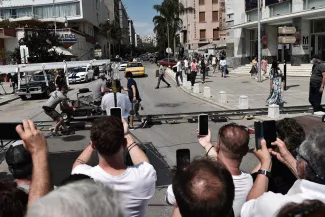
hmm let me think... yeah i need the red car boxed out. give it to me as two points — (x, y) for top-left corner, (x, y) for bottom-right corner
(158, 58), (177, 67)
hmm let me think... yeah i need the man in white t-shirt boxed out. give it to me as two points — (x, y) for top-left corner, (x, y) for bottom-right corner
(166, 123), (253, 217)
(101, 80), (132, 119)
(175, 59), (183, 86)
(184, 58), (189, 75)
(72, 116), (156, 217)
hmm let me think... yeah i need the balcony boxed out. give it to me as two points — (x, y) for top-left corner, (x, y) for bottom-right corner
(0, 28), (16, 38)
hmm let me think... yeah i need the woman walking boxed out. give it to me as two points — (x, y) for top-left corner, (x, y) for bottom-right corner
(220, 56), (227, 78)
(250, 57), (258, 79)
(267, 60), (284, 106)
(190, 59), (199, 86)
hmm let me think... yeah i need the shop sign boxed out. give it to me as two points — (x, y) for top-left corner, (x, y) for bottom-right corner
(278, 27), (296, 35)
(278, 36), (296, 44)
(58, 32), (77, 43)
(94, 49), (102, 57)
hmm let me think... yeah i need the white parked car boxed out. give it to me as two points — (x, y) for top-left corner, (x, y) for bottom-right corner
(68, 66), (94, 83)
(118, 62), (128, 71)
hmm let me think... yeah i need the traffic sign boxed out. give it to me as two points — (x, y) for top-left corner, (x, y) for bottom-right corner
(166, 47), (172, 54)
(278, 36), (296, 44)
(278, 27), (296, 35)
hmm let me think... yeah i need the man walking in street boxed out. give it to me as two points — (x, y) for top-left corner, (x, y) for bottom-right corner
(184, 58), (190, 81)
(10, 72), (18, 94)
(309, 55), (325, 114)
(155, 65), (171, 89)
(124, 72), (141, 130)
(175, 59), (183, 86)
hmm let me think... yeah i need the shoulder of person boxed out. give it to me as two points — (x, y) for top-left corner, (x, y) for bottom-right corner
(320, 63), (325, 72)
(129, 162), (157, 180)
(71, 164), (93, 176)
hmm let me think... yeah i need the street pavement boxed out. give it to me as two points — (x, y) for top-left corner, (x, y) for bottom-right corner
(0, 63), (276, 217)
(0, 82), (20, 106)
(166, 67), (319, 110)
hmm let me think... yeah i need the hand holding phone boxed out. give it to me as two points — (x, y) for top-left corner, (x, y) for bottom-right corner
(110, 107), (122, 120)
(254, 120), (277, 149)
(198, 114), (209, 136)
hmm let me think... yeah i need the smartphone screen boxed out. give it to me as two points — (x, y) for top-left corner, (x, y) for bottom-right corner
(254, 121), (263, 149)
(176, 149), (190, 170)
(110, 107), (122, 120)
(263, 120), (277, 148)
(0, 123), (22, 140)
(198, 114), (209, 136)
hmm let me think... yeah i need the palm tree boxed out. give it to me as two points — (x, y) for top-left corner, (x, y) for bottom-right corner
(153, 0), (194, 56)
(99, 21), (122, 57)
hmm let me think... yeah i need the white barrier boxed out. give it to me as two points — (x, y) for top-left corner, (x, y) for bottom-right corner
(193, 83), (200, 94)
(186, 81), (192, 90)
(238, 95), (249, 109)
(219, 91), (227, 104)
(268, 104), (280, 119)
(203, 87), (211, 98)
(183, 79), (188, 87)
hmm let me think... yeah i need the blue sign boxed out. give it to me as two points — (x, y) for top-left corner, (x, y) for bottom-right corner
(58, 33), (77, 43)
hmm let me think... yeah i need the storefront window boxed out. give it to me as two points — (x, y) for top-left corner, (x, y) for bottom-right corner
(270, 1), (290, 17)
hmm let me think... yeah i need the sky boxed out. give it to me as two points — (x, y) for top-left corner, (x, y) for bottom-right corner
(123, 0), (163, 36)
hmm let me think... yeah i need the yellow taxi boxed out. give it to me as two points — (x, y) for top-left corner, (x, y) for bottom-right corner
(125, 62), (145, 77)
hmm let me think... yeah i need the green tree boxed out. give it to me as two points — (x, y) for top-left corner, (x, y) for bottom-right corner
(99, 21), (125, 57)
(11, 25), (64, 63)
(153, 0), (194, 56)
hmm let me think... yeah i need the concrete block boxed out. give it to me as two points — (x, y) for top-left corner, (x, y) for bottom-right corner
(193, 84), (200, 94)
(186, 81), (192, 90)
(238, 95), (249, 109)
(183, 79), (188, 87)
(219, 91), (227, 104)
(268, 104), (280, 119)
(203, 87), (211, 98)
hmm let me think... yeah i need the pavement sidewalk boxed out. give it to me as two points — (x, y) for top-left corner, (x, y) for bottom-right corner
(165, 68), (319, 110)
(0, 82), (20, 106)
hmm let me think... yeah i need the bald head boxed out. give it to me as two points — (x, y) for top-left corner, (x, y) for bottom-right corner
(218, 123), (250, 160)
(173, 157), (234, 217)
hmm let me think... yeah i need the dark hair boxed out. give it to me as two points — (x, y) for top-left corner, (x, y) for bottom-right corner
(173, 157), (235, 217)
(125, 71), (133, 78)
(60, 174), (93, 186)
(0, 181), (28, 217)
(271, 60), (278, 70)
(277, 200), (325, 217)
(90, 116), (124, 157)
(218, 123), (250, 160)
(276, 118), (305, 157)
(6, 145), (32, 179)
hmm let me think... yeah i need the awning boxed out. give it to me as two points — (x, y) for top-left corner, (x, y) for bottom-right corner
(49, 46), (74, 56)
(198, 42), (227, 51)
(232, 7), (325, 29)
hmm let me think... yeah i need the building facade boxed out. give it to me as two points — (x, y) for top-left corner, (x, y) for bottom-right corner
(105, 0), (120, 26)
(179, 0), (227, 54)
(0, 0), (109, 60)
(128, 19), (135, 46)
(119, 0), (129, 45)
(230, 0), (325, 68)
(135, 33), (142, 47)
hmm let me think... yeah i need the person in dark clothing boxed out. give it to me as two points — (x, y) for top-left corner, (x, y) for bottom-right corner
(309, 55), (325, 113)
(55, 70), (67, 90)
(124, 71), (141, 130)
(251, 118), (306, 194)
(200, 57), (206, 83)
(10, 73), (18, 94)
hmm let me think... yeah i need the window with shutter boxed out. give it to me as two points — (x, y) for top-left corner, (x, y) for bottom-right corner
(212, 0), (218, 4)
(199, 0), (205, 5)
(213, 29), (219, 39)
(212, 11), (218, 22)
(199, 12), (205, 22)
(200, 29), (206, 40)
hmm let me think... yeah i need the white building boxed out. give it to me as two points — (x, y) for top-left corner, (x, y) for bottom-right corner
(229, 0), (325, 68)
(0, 0), (109, 60)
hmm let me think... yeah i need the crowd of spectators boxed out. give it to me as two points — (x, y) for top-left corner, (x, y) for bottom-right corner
(1, 117), (325, 217)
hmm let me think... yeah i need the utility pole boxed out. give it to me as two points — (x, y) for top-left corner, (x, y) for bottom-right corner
(167, 24), (170, 64)
(257, 0), (262, 82)
(53, 0), (56, 34)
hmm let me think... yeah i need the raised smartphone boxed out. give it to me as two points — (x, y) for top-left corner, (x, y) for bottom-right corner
(110, 107), (122, 120)
(0, 123), (22, 140)
(254, 120), (277, 149)
(176, 149), (190, 170)
(198, 114), (209, 136)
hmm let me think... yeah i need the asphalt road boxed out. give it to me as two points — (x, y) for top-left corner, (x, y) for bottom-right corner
(0, 63), (259, 217)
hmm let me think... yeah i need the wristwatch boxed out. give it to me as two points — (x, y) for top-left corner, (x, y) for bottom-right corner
(257, 169), (271, 179)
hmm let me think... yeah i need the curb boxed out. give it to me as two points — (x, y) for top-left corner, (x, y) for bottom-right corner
(0, 96), (20, 106)
(165, 69), (234, 110)
(229, 72), (311, 77)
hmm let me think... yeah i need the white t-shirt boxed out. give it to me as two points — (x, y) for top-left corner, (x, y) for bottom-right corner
(165, 172), (253, 217)
(184, 60), (189, 68)
(241, 179), (325, 217)
(220, 59), (227, 66)
(176, 61), (182, 72)
(101, 92), (132, 119)
(72, 162), (157, 217)
(212, 57), (216, 65)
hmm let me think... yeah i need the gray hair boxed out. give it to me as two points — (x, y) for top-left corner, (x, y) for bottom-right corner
(26, 180), (124, 217)
(299, 126), (325, 183)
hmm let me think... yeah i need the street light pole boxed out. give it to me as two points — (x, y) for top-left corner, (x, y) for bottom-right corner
(257, 0), (262, 82)
(167, 24), (170, 64)
(53, 0), (56, 34)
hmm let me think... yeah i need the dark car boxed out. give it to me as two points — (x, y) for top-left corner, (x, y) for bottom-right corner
(16, 71), (56, 100)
